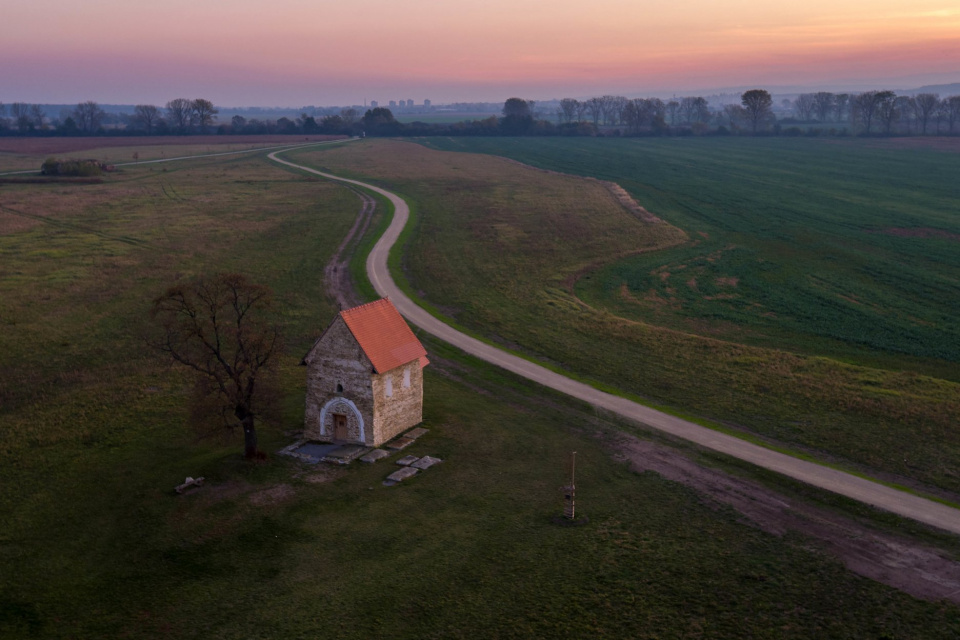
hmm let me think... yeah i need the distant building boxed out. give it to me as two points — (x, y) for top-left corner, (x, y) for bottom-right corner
(406, 99), (414, 108)
(389, 100), (397, 108)
(370, 100), (378, 108)
(302, 298), (429, 447)
(424, 99), (431, 108)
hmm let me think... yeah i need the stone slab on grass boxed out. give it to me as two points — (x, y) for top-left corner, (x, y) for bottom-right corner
(359, 449), (391, 463)
(396, 455), (420, 467)
(384, 467), (419, 485)
(404, 427), (429, 440)
(411, 456), (442, 470)
(385, 437), (415, 451)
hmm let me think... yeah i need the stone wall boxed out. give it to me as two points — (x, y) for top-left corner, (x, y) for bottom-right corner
(304, 316), (375, 444)
(371, 359), (424, 444)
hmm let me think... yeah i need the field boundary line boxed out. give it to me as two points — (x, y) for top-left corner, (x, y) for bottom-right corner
(268, 147), (960, 536)
(0, 138), (352, 176)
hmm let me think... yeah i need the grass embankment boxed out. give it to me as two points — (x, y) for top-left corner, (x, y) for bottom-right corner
(296, 138), (960, 495)
(423, 136), (960, 374)
(4, 143), (959, 637)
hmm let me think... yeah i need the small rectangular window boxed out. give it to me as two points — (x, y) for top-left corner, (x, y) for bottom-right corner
(403, 368), (411, 388)
(385, 375), (393, 397)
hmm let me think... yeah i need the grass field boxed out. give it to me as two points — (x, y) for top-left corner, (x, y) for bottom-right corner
(422, 136), (960, 374)
(0, 135), (342, 173)
(4, 141), (960, 637)
(392, 112), (499, 124)
(293, 139), (960, 495)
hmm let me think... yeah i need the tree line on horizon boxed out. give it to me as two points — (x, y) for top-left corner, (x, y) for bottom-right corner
(552, 90), (960, 136)
(2, 89), (960, 138)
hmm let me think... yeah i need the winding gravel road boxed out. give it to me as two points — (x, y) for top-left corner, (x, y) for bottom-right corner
(269, 146), (960, 536)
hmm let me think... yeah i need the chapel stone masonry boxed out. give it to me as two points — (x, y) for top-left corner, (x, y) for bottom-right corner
(302, 298), (428, 447)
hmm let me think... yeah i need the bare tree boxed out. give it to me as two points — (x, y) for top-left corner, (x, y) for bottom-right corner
(585, 97), (603, 126)
(691, 97), (711, 124)
(665, 100), (680, 125)
(623, 98), (650, 133)
(914, 93), (940, 135)
(852, 91), (894, 134)
(134, 104), (163, 132)
(943, 96), (960, 134)
(722, 104), (746, 128)
(72, 101), (105, 133)
(574, 100), (587, 123)
(835, 94), (850, 122)
(878, 96), (900, 134)
(10, 103), (32, 132)
(165, 98), (192, 131)
(741, 89), (773, 133)
(29, 104), (45, 129)
(190, 99), (218, 133)
(793, 93), (815, 120)
(812, 92), (835, 121)
(340, 108), (359, 125)
(149, 273), (282, 459)
(894, 96), (916, 134)
(559, 98), (580, 123)
(678, 97), (710, 125)
(622, 99), (642, 133)
(648, 98), (666, 122)
(678, 97), (696, 123)
(609, 96), (628, 125)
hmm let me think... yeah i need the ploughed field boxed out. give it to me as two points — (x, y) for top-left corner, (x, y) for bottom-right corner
(3, 140), (959, 637)
(297, 139), (960, 495)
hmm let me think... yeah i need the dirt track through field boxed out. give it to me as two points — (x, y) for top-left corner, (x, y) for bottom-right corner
(268, 144), (960, 539)
(324, 187), (375, 309)
(606, 431), (960, 603)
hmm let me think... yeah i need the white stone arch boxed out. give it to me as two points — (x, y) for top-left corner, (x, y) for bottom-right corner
(319, 396), (366, 443)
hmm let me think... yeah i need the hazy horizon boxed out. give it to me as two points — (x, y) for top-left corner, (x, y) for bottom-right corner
(3, 0), (959, 106)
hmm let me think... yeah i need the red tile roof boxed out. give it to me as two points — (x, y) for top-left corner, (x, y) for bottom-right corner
(340, 298), (428, 374)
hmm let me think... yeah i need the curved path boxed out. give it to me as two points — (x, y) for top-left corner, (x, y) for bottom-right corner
(269, 147), (960, 536)
(0, 138), (350, 177)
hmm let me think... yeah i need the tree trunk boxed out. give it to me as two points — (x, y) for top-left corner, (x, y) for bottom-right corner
(237, 409), (258, 459)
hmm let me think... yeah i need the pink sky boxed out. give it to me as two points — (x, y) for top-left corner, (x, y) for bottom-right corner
(2, 0), (959, 105)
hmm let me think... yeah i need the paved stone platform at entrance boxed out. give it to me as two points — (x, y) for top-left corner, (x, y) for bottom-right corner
(322, 444), (369, 465)
(278, 441), (340, 464)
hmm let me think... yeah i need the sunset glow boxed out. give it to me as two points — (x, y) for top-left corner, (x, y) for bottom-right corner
(3, 0), (959, 104)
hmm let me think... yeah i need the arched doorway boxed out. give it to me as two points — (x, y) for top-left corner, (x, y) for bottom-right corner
(319, 397), (366, 443)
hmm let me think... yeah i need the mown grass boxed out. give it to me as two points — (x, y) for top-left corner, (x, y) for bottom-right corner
(9, 360), (960, 639)
(294, 139), (960, 495)
(4, 142), (959, 637)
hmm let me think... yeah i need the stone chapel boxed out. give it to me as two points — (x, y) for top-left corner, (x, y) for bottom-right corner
(302, 298), (428, 447)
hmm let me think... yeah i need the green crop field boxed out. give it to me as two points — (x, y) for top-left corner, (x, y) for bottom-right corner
(4, 141), (960, 637)
(422, 136), (960, 374)
(295, 139), (960, 495)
